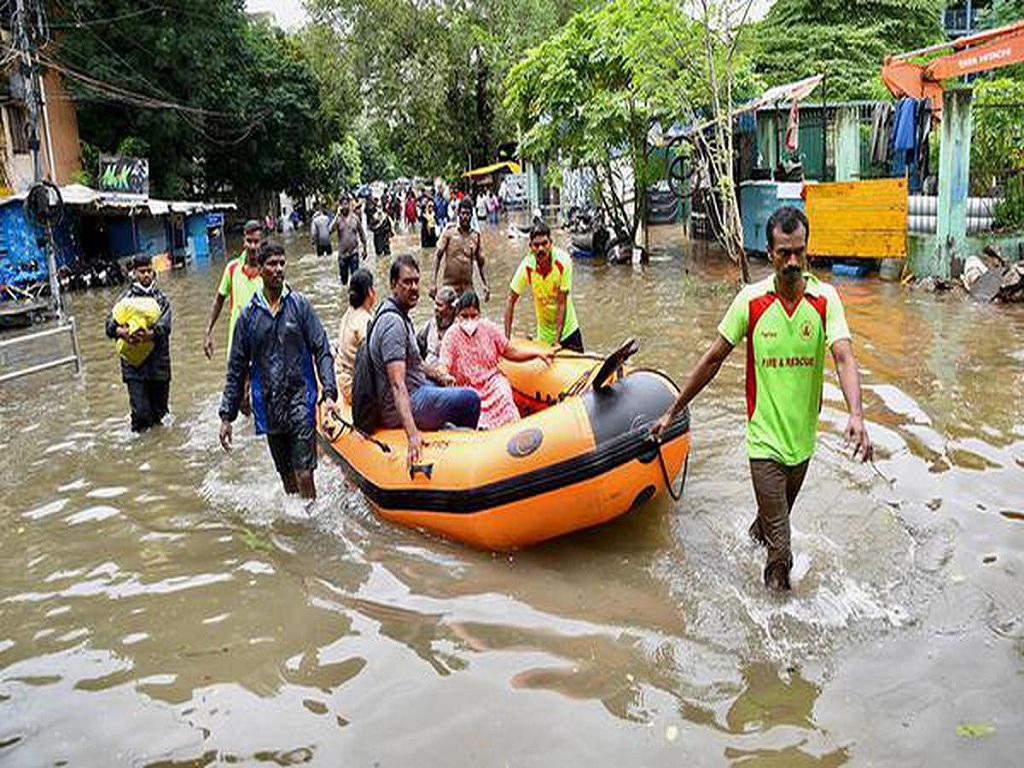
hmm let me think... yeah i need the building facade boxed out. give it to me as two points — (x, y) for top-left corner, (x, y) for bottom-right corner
(1, 33), (83, 194)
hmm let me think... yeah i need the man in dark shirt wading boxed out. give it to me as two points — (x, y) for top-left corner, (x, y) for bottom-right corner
(218, 241), (338, 499)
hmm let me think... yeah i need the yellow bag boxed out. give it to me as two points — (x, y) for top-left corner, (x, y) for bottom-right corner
(112, 296), (162, 367)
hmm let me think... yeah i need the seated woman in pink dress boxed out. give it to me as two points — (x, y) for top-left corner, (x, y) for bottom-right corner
(440, 290), (552, 429)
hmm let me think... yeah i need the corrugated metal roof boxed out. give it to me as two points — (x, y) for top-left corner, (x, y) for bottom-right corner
(0, 185), (235, 216)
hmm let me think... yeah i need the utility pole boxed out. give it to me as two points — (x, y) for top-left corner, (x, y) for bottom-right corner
(0, 0), (83, 383)
(13, 0), (44, 183)
(13, 0), (63, 320)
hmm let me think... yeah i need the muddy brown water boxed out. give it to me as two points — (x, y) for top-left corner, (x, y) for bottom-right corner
(1, 224), (1023, 766)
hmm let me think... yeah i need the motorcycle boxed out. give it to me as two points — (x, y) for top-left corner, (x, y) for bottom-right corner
(567, 206), (645, 263)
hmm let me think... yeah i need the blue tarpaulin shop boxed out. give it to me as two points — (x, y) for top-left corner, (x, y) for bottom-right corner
(0, 185), (234, 293)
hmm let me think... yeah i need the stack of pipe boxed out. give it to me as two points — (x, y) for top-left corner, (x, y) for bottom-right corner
(907, 195), (998, 234)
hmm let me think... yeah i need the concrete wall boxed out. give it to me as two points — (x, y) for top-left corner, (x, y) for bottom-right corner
(909, 232), (1024, 277)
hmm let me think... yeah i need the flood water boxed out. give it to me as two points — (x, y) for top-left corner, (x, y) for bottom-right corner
(1, 223), (1023, 767)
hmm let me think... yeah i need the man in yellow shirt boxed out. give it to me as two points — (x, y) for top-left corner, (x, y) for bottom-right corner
(504, 221), (583, 352)
(203, 219), (263, 413)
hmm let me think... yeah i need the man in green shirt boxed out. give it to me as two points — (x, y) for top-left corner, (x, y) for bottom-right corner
(203, 219), (263, 413)
(504, 221), (583, 352)
(652, 206), (872, 591)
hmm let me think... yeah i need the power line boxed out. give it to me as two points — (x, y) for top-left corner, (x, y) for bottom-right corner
(45, 87), (269, 146)
(53, 5), (183, 105)
(38, 52), (273, 146)
(40, 54), (240, 117)
(11, 0), (45, 181)
(47, 4), (165, 28)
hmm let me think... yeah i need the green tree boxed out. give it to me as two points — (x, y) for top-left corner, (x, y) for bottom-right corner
(982, 0), (1024, 27)
(307, 136), (363, 193)
(306, 0), (589, 177)
(505, 0), (717, 245)
(356, 123), (400, 182)
(753, 0), (946, 100)
(199, 20), (324, 201)
(71, 140), (100, 186)
(971, 78), (1024, 228)
(292, 20), (367, 188)
(53, 1), (327, 201)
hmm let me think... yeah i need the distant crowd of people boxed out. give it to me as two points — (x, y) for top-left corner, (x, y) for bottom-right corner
(306, 185), (503, 271)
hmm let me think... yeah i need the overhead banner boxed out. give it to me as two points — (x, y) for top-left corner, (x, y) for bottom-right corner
(98, 155), (149, 196)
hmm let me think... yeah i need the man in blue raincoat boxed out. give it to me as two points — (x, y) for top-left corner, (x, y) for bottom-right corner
(219, 241), (338, 500)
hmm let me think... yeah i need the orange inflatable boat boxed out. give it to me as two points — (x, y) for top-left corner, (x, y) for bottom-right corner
(318, 339), (690, 549)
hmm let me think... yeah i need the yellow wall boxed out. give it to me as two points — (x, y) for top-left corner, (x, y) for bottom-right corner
(805, 177), (907, 259)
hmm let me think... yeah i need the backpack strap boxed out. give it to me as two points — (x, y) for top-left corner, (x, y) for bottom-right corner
(365, 301), (408, 371)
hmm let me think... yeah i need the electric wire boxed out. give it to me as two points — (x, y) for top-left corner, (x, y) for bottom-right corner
(47, 3), (166, 29)
(39, 53), (272, 146)
(7, 1), (279, 149)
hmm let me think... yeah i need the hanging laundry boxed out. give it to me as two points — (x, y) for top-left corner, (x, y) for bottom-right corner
(891, 98), (919, 185)
(784, 100), (800, 153)
(869, 102), (894, 165)
(892, 98), (918, 152)
(915, 98), (932, 186)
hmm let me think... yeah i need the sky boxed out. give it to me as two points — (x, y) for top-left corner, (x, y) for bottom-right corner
(246, 0), (308, 30)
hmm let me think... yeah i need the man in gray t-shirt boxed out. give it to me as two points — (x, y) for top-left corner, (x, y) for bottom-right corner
(371, 299), (428, 428)
(369, 255), (480, 468)
(334, 196), (367, 285)
(310, 207), (332, 256)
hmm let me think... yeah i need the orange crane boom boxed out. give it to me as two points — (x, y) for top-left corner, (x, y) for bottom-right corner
(882, 18), (1024, 119)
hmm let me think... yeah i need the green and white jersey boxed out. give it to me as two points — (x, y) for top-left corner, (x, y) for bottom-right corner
(718, 273), (851, 466)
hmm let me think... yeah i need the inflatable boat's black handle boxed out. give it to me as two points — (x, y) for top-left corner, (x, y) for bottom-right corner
(592, 337), (640, 391)
(647, 434), (685, 501)
(409, 463), (434, 480)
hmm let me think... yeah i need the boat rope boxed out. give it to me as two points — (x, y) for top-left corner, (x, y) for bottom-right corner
(563, 366), (596, 399)
(654, 438), (685, 501)
(324, 411), (392, 453)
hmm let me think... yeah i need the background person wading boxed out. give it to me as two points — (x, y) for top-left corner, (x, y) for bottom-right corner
(335, 196), (367, 285)
(431, 198), (489, 301)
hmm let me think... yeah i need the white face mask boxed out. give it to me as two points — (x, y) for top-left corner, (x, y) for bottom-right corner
(459, 318), (479, 336)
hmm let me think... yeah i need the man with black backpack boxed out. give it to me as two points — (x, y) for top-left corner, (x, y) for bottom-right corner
(353, 254), (480, 467)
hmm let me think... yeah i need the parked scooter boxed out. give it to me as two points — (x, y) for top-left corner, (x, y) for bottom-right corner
(567, 206), (645, 263)
(56, 257), (127, 292)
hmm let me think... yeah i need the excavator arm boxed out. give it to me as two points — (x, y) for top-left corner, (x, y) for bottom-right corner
(882, 19), (1024, 119)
